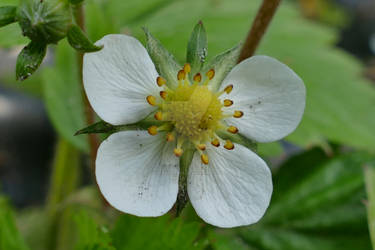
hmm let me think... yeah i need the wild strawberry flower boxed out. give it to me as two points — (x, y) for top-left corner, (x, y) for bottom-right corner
(83, 33), (305, 228)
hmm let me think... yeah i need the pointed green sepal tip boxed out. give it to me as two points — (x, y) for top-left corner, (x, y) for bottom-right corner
(75, 121), (116, 136)
(16, 41), (47, 81)
(0, 6), (17, 28)
(143, 27), (181, 88)
(69, 0), (85, 4)
(186, 20), (207, 77)
(202, 43), (242, 91)
(67, 25), (102, 53)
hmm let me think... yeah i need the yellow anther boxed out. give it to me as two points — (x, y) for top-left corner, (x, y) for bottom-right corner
(223, 99), (233, 107)
(206, 69), (215, 80)
(201, 154), (209, 165)
(183, 63), (191, 73)
(146, 95), (157, 106)
(148, 125), (158, 135)
(224, 140), (234, 150)
(227, 126), (238, 134)
(154, 111), (163, 121)
(224, 84), (233, 94)
(166, 133), (175, 142)
(174, 148), (183, 157)
(233, 110), (243, 118)
(177, 70), (186, 80)
(211, 138), (220, 147)
(193, 73), (202, 82)
(160, 91), (167, 99)
(197, 143), (206, 151)
(157, 76), (166, 87)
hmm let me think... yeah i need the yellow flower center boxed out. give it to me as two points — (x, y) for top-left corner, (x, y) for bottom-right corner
(146, 64), (243, 164)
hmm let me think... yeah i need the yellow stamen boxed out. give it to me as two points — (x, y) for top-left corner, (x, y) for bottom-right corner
(166, 133), (174, 142)
(224, 140), (234, 150)
(223, 99), (233, 107)
(227, 126), (238, 134)
(224, 84), (233, 94)
(160, 91), (167, 99)
(154, 111), (163, 121)
(146, 95), (157, 106)
(156, 76), (166, 87)
(197, 143), (206, 151)
(193, 73), (202, 82)
(177, 70), (186, 80)
(206, 69), (215, 80)
(148, 125), (158, 135)
(174, 148), (183, 157)
(183, 63), (191, 73)
(233, 110), (243, 118)
(201, 154), (209, 165)
(211, 138), (220, 147)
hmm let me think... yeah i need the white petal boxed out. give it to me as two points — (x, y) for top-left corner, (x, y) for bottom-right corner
(83, 34), (160, 125)
(188, 143), (272, 228)
(220, 55), (306, 142)
(96, 130), (179, 217)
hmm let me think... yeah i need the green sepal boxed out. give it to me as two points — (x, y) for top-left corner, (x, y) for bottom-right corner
(16, 40), (47, 81)
(176, 142), (195, 216)
(186, 20), (207, 79)
(0, 6), (17, 27)
(216, 129), (257, 152)
(67, 25), (102, 52)
(143, 27), (181, 88)
(203, 43), (242, 91)
(75, 120), (135, 136)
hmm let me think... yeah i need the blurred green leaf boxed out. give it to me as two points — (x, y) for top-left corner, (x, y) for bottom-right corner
(0, 6), (17, 27)
(186, 21), (207, 77)
(74, 210), (115, 250)
(364, 165), (375, 249)
(95, 0), (375, 150)
(111, 215), (206, 250)
(211, 149), (373, 250)
(0, 196), (30, 250)
(42, 40), (89, 152)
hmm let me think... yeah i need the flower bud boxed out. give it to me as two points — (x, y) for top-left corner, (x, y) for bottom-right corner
(17, 0), (72, 44)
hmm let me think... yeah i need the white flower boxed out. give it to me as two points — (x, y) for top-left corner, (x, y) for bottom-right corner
(83, 34), (306, 228)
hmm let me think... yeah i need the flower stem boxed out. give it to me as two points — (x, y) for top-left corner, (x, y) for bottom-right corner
(74, 4), (99, 173)
(237, 0), (281, 63)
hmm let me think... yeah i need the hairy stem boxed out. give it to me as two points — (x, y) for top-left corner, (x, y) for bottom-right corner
(74, 4), (99, 173)
(237, 0), (281, 62)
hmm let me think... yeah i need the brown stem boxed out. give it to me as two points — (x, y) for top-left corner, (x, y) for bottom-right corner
(74, 4), (100, 173)
(237, 0), (281, 63)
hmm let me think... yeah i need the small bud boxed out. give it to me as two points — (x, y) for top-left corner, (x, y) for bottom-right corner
(17, 0), (72, 44)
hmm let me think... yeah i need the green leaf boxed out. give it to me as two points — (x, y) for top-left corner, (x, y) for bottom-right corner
(0, 6), (17, 27)
(364, 165), (375, 249)
(211, 150), (373, 250)
(111, 214), (206, 250)
(16, 40), (47, 81)
(186, 21), (207, 78)
(202, 44), (241, 91)
(42, 40), (89, 152)
(0, 196), (30, 250)
(143, 27), (181, 88)
(67, 25), (102, 52)
(69, 0), (84, 4)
